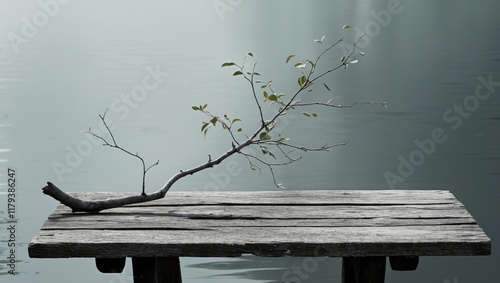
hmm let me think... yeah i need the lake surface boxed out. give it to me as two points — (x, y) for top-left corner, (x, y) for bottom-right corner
(1, 0), (499, 282)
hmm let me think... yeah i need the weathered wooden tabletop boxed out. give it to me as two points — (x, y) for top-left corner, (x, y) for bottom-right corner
(29, 190), (490, 258)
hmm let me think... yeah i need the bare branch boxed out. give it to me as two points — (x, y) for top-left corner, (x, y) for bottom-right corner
(239, 151), (301, 189)
(292, 100), (387, 110)
(81, 110), (159, 195)
(246, 63), (265, 125)
(145, 160), (160, 174)
(259, 140), (349, 152)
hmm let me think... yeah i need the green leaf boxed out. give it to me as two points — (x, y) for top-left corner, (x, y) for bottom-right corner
(314, 36), (325, 44)
(323, 83), (331, 91)
(286, 54), (296, 64)
(221, 62), (235, 67)
(267, 150), (276, 159)
(343, 25), (352, 29)
(237, 128), (243, 132)
(201, 122), (211, 137)
(261, 80), (273, 88)
(233, 71), (243, 76)
(312, 113), (318, 117)
(263, 91), (268, 98)
(247, 52), (253, 57)
(232, 118), (241, 123)
(267, 94), (278, 101)
(298, 75), (307, 87)
(294, 62), (307, 68)
(260, 146), (267, 154)
(302, 112), (311, 117)
(202, 104), (208, 110)
(210, 117), (218, 125)
(260, 146), (275, 159)
(277, 137), (289, 143)
(259, 132), (269, 140)
(201, 122), (210, 132)
(192, 106), (200, 110)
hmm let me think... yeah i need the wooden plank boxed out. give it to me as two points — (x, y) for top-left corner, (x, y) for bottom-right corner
(29, 225), (490, 258)
(47, 207), (472, 227)
(66, 190), (461, 205)
(49, 203), (471, 219)
(41, 199), (476, 230)
(28, 190), (491, 260)
(40, 216), (478, 230)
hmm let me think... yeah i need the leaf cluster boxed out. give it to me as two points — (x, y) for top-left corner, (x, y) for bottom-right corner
(190, 25), (386, 188)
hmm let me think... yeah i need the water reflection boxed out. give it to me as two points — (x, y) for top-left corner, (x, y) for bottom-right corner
(185, 255), (341, 283)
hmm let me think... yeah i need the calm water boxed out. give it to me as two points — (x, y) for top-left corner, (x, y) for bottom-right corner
(1, 0), (499, 282)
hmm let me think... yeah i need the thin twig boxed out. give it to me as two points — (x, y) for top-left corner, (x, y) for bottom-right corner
(247, 63), (265, 126)
(82, 109), (159, 195)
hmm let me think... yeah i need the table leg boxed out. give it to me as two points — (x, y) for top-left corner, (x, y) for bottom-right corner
(95, 257), (126, 273)
(389, 256), (419, 271)
(342, 256), (386, 283)
(132, 257), (182, 283)
(156, 257), (182, 283)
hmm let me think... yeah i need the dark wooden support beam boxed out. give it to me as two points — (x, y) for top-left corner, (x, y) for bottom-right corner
(95, 257), (126, 273)
(342, 256), (386, 283)
(389, 256), (419, 271)
(132, 257), (182, 283)
(133, 257), (156, 283)
(156, 257), (182, 283)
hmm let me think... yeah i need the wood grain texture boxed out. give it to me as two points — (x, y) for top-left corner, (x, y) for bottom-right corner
(28, 190), (491, 258)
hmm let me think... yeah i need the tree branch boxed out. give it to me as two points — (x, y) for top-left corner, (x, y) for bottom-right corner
(42, 28), (384, 213)
(43, 139), (253, 212)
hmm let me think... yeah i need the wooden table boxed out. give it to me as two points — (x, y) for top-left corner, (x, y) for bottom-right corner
(28, 190), (491, 283)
